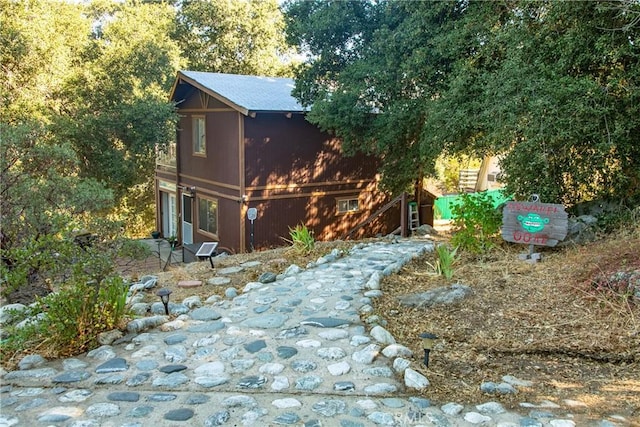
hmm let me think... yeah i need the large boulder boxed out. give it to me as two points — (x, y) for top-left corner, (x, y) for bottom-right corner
(560, 215), (598, 246)
(396, 283), (472, 308)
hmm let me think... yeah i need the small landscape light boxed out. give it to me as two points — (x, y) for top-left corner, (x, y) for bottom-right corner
(156, 288), (172, 315)
(419, 332), (438, 367)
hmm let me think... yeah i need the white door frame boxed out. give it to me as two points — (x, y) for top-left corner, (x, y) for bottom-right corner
(161, 191), (177, 238)
(182, 193), (194, 245)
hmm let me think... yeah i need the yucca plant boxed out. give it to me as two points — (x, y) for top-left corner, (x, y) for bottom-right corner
(427, 244), (458, 280)
(287, 223), (315, 255)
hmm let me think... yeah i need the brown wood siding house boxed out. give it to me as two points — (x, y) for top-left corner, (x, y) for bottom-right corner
(155, 71), (400, 254)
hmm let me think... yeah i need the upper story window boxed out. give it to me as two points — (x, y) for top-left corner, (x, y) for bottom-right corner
(192, 116), (206, 156)
(198, 196), (218, 236)
(337, 196), (359, 214)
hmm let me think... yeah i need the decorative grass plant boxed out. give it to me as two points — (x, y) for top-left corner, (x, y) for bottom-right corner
(286, 223), (315, 255)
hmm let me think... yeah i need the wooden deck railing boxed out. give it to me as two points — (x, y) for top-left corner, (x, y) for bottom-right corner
(342, 192), (409, 240)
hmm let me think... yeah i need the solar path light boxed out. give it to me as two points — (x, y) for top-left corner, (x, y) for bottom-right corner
(419, 332), (438, 367)
(156, 288), (173, 315)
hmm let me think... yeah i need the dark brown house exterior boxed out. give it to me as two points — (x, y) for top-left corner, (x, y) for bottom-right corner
(155, 71), (401, 254)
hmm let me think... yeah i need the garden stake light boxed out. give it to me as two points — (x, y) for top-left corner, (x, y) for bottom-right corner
(156, 288), (172, 315)
(420, 332), (438, 367)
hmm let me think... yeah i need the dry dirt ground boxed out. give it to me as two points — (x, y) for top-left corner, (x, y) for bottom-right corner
(110, 228), (640, 422)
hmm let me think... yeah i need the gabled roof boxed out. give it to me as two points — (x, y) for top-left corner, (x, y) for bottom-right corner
(170, 71), (307, 116)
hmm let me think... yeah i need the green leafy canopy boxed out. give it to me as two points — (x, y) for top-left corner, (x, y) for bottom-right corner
(284, 0), (640, 208)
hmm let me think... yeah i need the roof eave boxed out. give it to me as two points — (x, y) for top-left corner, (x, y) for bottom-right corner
(172, 71), (250, 116)
(247, 110), (307, 117)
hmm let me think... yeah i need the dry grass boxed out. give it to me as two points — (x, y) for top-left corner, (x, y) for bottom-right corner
(376, 228), (640, 421)
(122, 229), (640, 421)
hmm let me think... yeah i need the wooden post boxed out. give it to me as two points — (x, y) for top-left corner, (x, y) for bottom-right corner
(401, 192), (408, 237)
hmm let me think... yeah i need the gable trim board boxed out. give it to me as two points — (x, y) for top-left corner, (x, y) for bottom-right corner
(172, 75), (249, 115)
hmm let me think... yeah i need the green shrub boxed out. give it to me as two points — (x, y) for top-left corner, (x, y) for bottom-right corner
(287, 223), (315, 255)
(451, 192), (503, 254)
(0, 276), (129, 362)
(0, 222), (149, 303)
(595, 204), (640, 234)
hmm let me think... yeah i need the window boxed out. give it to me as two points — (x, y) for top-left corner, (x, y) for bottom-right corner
(192, 116), (206, 156)
(337, 197), (359, 213)
(198, 197), (218, 236)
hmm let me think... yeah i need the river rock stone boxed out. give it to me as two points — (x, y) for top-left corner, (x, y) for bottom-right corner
(370, 325), (396, 345)
(107, 392), (140, 402)
(190, 307), (221, 321)
(95, 358), (128, 374)
(18, 355), (46, 371)
(397, 283), (472, 308)
(404, 368), (430, 389)
(327, 361), (351, 376)
(312, 399), (346, 416)
(205, 410), (230, 426)
(240, 314), (288, 329)
(164, 408), (194, 421)
(300, 317), (350, 328)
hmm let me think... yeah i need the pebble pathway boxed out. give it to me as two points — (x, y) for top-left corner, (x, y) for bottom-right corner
(0, 238), (632, 426)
